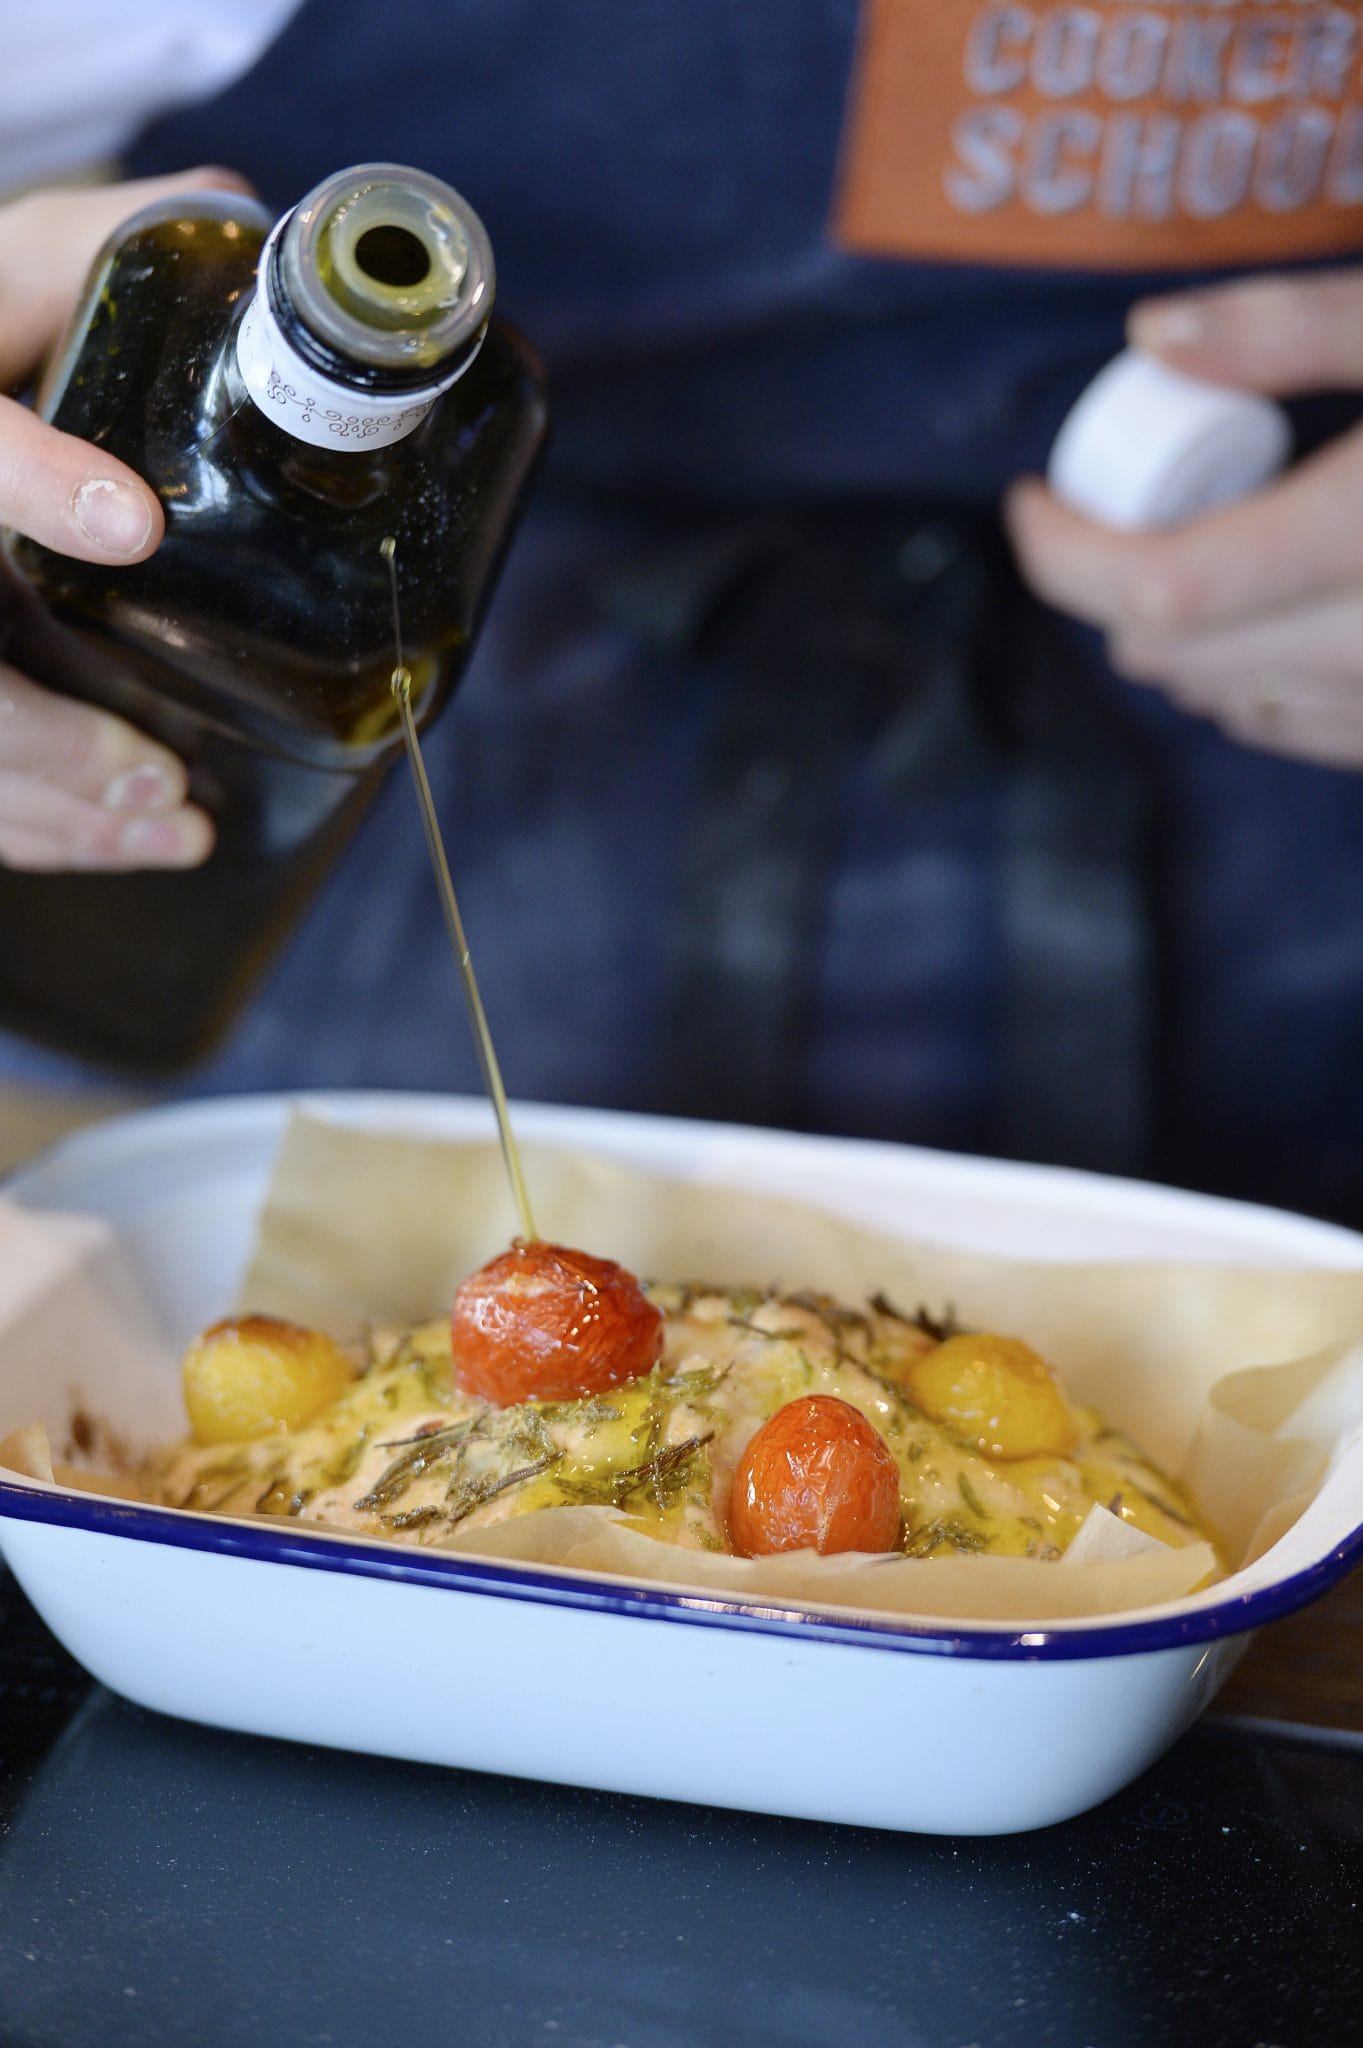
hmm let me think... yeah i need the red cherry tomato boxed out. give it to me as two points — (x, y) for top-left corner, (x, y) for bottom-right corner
(451, 1240), (664, 1406)
(728, 1395), (902, 1557)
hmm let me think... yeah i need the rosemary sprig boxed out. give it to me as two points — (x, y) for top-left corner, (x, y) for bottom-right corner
(859, 1360), (931, 1420)
(667, 1359), (736, 1403)
(355, 1417), (484, 1510)
(376, 1421), (454, 1449)
(957, 1472), (991, 1521)
(256, 1473), (312, 1517)
(189, 1474), (257, 1514)
(902, 1516), (989, 1557)
(1127, 1479), (1197, 1531)
(556, 1431), (715, 1513)
(321, 1424), (374, 1489)
(180, 1455), (251, 1512)
(444, 1450), (564, 1528)
(870, 1293), (963, 1343)
(380, 1505), (445, 1531)
(782, 1291), (870, 1363)
(530, 1395), (622, 1429)
(725, 1313), (805, 1341)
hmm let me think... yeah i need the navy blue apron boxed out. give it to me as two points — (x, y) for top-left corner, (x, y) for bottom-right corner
(63, 0), (1355, 1225)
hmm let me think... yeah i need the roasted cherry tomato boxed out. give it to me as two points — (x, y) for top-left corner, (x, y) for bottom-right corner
(450, 1240), (664, 1406)
(728, 1394), (902, 1557)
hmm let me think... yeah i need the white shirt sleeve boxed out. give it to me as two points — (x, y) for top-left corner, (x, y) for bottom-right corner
(0, 0), (304, 192)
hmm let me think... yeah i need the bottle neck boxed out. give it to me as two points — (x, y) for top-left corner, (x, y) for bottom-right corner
(235, 260), (457, 451)
(234, 166), (493, 450)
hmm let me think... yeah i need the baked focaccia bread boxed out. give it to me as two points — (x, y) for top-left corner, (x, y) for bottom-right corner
(151, 1241), (1211, 1563)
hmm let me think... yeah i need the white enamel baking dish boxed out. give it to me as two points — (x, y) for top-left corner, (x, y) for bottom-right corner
(2, 1092), (1361, 1836)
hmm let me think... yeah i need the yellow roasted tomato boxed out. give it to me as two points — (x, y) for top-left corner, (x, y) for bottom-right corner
(182, 1314), (355, 1444)
(904, 1332), (1077, 1461)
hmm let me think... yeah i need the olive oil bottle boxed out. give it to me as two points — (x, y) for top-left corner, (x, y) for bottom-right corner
(0, 164), (547, 1071)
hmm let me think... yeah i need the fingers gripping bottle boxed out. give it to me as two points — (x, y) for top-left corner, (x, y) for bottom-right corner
(0, 165), (547, 1071)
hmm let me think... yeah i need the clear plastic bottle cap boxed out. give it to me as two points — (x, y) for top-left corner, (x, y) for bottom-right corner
(1047, 349), (1291, 531)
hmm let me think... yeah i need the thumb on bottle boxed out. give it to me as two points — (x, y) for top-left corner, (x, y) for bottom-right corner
(1130, 268), (1363, 396)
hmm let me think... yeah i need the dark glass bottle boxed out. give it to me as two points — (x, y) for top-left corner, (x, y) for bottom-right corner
(0, 164), (547, 1072)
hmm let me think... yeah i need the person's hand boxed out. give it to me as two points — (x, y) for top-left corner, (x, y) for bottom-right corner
(1006, 268), (1363, 770)
(0, 170), (249, 870)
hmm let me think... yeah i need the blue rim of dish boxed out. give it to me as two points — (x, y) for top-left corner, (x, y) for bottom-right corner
(2, 1474), (1361, 1660)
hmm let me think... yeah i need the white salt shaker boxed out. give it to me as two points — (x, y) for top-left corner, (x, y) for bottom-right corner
(1047, 348), (1292, 531)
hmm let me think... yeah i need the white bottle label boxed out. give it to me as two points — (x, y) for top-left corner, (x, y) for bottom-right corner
(235, 283), (459, 451)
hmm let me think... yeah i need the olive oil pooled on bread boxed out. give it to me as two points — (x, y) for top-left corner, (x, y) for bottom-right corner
(0, 165), (547, 1071)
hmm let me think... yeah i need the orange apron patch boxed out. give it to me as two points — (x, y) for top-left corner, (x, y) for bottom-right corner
(833, 0), (1363, 268)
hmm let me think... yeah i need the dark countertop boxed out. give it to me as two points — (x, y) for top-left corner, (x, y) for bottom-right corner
(1, 1565), (1360, 2048)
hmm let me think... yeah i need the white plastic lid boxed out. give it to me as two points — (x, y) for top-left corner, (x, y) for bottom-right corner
(1047, 348), (1291, 531)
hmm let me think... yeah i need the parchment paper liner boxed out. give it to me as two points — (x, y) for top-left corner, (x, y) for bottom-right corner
(6, 1109), (1363, 1628)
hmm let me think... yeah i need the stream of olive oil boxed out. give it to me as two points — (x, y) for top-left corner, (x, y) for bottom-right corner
(381, 537), (538, 1241)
